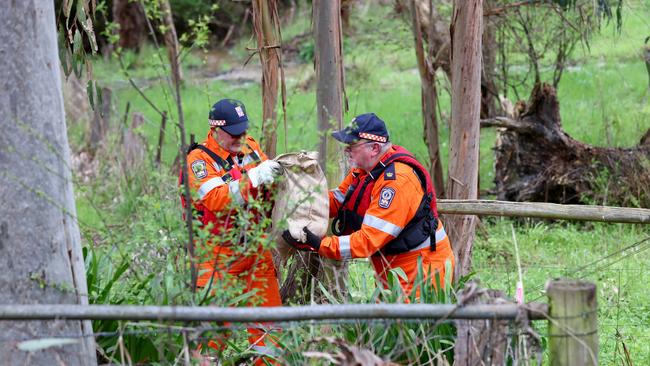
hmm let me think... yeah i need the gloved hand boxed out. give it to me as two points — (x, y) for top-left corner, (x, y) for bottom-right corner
(247, 160), (283, 188)
(282, 227), (321, 252)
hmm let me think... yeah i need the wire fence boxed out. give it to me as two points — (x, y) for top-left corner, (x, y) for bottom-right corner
(471, 230), (650, 366)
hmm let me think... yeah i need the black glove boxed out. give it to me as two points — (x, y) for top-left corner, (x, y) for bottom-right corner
(282, 227), (321, 252)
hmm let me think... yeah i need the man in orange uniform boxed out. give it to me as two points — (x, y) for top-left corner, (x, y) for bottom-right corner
(283, 113), (454, 298)
(183, 99), (282, 363)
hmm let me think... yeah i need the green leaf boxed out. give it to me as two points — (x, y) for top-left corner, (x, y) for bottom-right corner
(18, 338), (79, 351)
(317, 282), (340, 304)
(97, 258), (130, 303)
(58, 27), (72, 78)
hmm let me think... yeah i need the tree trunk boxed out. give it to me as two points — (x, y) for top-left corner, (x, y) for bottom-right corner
(485, 83), (650, 208)
(446, 0), (483, 279)
(481, 0), (499, 119)
(410, 0), (445, 197)
(112, 0), (147, 51)
(293, 0), (349, 304)
(340, 0), (355, 34)
(411, 0), (452, 79)
(314, 0), (347, 180)
(454, 285), (542, 364)
(0, 1), (96, 364)
(252, 0), (281, 158)
(160, 0), (183, 86)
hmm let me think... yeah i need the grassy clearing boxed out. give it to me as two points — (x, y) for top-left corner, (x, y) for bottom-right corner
(70, 1), (650, 364)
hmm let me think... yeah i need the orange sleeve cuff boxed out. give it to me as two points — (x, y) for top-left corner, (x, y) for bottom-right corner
(318, 236), (340, 260)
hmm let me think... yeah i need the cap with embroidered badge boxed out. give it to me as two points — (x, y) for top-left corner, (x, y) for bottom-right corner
(208, 99), (249, 136)
(332, 113), (390, 144)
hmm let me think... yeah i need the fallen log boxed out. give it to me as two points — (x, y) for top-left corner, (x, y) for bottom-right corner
(483, 83), (650, 208)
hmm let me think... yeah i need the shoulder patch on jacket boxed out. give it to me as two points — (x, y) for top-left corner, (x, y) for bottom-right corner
(378, 187), (396, 209)
(191, 160), (208, 179)
(383, 164), (396, 180)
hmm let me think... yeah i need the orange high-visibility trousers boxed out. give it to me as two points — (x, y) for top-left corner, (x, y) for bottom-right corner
(197, 247), (281, 364)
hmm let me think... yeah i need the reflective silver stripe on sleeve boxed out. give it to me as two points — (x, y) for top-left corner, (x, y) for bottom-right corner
(331, 189), (346, 203)
(363, 214), (403, 237)
(211, 162), (223, 172)
(228, 180), (245, 205)
(339, 235), (352, 260)
(198, 177), (225, 199)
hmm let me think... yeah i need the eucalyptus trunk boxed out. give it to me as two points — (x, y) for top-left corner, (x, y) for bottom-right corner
(0, 1), (96, 363)
(446, 0), (483, 278)
(314, 0), (347, 180)
(113, 0), (147, 50)
(410, 0), (445, 197)
(309, 0), (349, 303)
(252, 0), (281, 157)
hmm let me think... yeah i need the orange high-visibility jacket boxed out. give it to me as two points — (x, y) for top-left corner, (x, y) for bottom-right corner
(322, 145), (448, 260)
(183, 132), (269, 286)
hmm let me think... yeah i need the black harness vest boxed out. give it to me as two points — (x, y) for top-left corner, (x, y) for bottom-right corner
(331, 153), (438, 255)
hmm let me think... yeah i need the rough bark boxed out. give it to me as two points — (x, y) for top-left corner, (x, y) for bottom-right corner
(159, 0), (183, 86)
(446, 0), (483, 278)
(488, 83), (650, 208)
(410, 0), (446, 197)
(112, 0), (147, 50)
(0, 1), (96, 364)
(252, 0), (281, 158)
(454, 289), (509, 365)
(454, 285), (542, 365)
(410, 0), (452, 79)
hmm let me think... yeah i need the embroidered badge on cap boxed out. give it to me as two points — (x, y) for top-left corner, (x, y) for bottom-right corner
(235, 106), (245, 117)
(191, 160), (208, 179)
(378, 187), (396, 209)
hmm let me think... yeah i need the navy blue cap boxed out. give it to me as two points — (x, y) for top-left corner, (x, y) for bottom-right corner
(208, 99), (249, 136)
(332, 113), (390, 144)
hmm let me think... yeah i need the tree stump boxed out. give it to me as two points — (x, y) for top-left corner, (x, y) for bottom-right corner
(485, 83), (650, 207)
(454, 284), (541, 365)
(89, 87), (112, 154)
(121, 112), (147, 175)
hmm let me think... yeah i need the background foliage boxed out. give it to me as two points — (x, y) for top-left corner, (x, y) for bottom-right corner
(59, 0), (650, 364)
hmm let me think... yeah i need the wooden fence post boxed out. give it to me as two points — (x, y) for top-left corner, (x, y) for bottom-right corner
(546, 280), (598, 366)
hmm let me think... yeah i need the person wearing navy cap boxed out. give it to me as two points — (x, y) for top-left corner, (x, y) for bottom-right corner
(181, 98), (282, 364)
(283, 112), (455, 298)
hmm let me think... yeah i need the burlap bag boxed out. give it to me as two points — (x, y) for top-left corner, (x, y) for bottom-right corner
(272, 151), (329, 262)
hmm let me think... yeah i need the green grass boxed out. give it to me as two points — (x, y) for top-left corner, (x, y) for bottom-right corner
(69, 1), (650, 364)
(473, 219), (650, 365)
